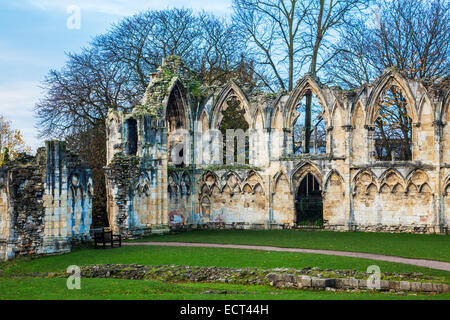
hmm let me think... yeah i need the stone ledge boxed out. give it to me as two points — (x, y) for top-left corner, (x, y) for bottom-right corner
(272, 275), (449, 293)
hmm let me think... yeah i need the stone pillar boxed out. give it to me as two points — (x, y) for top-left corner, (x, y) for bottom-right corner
(283, 128), (292, 158)
(343, 125), (354, 230)
(365, 125), (375, 162)
(433, 120), (445, 233)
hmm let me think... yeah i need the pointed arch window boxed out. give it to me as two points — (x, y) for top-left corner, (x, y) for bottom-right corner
(166, 84), (188, 167)
(292, 91), (326, 154)
(373, 85), (412, 161)
(219, 96), (250, 164)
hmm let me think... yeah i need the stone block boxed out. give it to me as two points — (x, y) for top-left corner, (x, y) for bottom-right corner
(389, 281), (400, 291)
(349, 277), (359, 288)
(380, 280), (390, 290)
(399, 281), (411, 291)
(421, 282), (433, 292)
(301, 276), (312, 288)
(357, 279), (367, 289)
(432, 283), (443, 293)
(311, 278), (335, 289)
(335, 278), (350, 289)
(409, 282), (422, 292)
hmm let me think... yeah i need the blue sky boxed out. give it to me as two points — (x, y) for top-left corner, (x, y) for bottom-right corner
(0, 0), (232, 151)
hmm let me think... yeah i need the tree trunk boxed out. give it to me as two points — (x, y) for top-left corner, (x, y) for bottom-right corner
(304, 91), (313, 153)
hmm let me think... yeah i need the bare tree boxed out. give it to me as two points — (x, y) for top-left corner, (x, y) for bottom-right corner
(233, 0), (369, 150)
(323, 19), (377, 88)
(35, 47), (133, 138)
(233, 0), (310, 92)
(197, 12), (247, 85)
(302, 0), (370, 151)
(35, 8), (248, 226)
(327, 0), (449, 88)
(326, 0), (449, 161)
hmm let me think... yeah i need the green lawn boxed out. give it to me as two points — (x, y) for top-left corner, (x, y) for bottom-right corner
(1, 246), (449, 279)
(2, 230), (449, 300)
(133, 230), (450, 262)
(1, 277), (448, 300)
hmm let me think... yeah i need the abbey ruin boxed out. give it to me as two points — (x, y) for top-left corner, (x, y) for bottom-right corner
(105, 56), (450, 237)
(1, 56), (448, 261)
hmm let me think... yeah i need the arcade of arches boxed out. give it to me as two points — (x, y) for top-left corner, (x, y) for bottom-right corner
(104, 56), (450, 236)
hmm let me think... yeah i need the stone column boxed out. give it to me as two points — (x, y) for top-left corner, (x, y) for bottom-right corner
(343, 125), (354, 231)
(433, 120), (445, 233)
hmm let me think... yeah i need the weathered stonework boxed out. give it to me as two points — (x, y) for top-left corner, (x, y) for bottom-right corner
(105, 56), (450, 235)
(0, 141), (92, 260)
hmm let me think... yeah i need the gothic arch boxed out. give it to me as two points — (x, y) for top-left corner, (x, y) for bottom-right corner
(253, 183), (264, 195)
(199, 109), (209, 132)
(291, 162), (323, 193)
(405, 168), (430, 186)
(441, 91), (450, 123)
(352, 169), (378, 194)
(243, 170), (265, 193)
(252, 108), (265, 130)
(135, 175), (151, 195)
(379, 168), (406, 189)
(417, 93), (435, 123)
(221, 171), (242, 190)
(366, 70), (418, 125)
(331, 101), (346, 127)
(444, 175), (450, 195)
(323, 169), (345, 192)
(351, 85), (369, 115)
(202, 170), (219, 186)
(271, 105), (284, 129)
(272, 170), (290, 194)
(211, 81), (252, 129)
(269, 94), (287, 129)
(351, 100), (366, 128)
(242, 183), (253, 194)
(353, 168), (377, 184)
(284, 76), (332, 129)
(164, 79), (191, 131)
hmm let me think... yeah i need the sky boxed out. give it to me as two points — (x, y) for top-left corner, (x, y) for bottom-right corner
(0, 0), (232, 152)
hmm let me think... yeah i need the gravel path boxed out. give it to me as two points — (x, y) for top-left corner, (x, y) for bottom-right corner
(124, 241), (450, 271)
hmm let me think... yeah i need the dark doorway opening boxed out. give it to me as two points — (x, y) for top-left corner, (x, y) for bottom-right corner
(126, 118), (138, 156)
(295, 173), (323, 228)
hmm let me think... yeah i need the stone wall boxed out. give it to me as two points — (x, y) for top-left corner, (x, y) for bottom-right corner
(105, 56), (449, 235)
(105, 115), (169, 237)
(0, 141), (92, 261)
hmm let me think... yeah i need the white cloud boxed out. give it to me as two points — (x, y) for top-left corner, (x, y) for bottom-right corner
(0, 81), (43, 152)
(27, 0), (232, 16)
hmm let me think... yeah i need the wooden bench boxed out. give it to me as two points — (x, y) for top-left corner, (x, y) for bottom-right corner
(93, 228), (122, 249)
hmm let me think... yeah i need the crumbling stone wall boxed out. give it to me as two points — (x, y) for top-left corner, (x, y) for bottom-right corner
(0, 141), (92, 261)
(105, 114), (169, 237)
(0, 153), (46, 259)
(105, 56), (449, 235)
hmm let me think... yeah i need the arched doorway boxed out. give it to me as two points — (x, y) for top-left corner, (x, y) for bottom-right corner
(295, 173), (323, 227)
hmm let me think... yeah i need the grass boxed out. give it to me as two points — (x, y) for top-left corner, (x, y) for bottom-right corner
(1, 277), (448, 300)
(1, 230), (449, 300)
(132, 230), (450, 262)
(1, 246), (449, 280)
